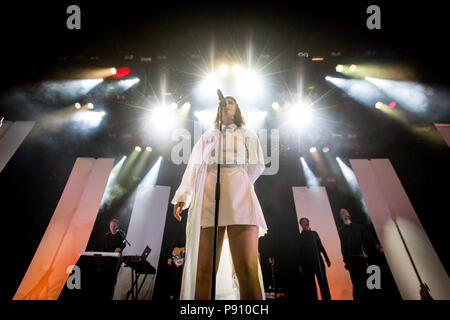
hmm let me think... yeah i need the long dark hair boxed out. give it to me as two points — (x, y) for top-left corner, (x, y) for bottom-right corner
(213, 96), (246, 128)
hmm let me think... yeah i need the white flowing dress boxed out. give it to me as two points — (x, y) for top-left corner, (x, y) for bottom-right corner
(171, 124), (267, 299)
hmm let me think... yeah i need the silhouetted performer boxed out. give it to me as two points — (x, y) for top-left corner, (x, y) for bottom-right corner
(297, 217), (331, 300)
(338, 208), (383, 300)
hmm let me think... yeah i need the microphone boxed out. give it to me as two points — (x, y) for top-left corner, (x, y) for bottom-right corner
(217, 89), (227, 109)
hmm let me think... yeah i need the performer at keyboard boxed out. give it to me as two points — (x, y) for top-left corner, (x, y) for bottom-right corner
(103, 218), (126, 253)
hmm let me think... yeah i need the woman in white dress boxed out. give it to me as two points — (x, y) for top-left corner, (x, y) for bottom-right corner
(172, 96), (268, 300)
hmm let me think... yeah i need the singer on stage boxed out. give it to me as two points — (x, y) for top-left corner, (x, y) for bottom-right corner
(172, 96), (267, 300)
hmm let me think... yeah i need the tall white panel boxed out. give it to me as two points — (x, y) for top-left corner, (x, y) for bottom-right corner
(350, 159), (450, 300)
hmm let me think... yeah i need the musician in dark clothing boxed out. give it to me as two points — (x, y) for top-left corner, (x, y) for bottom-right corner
(102, 218), (126, 298)
(103, 218), (126, 253)
(297, 217), (332, 300)
(338, 208), (383, 300)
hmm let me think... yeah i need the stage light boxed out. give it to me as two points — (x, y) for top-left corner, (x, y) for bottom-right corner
(312, 57), (324, 61)
(112, 67), (130, 79)
(288, 104), (312, 128)
(336, 65), (344, 72)
(123, 78), (140, 87)
(182, 102), (191, 110)
(198, 73), (221, 98)
(326, 76), (386, 109)
(135, 146), (142, 152)
(110, 68), (117, 75)
(366, 77), (429, 113)
(389, 101), (397, 109)
(322, 147), (329, 152)
(87, 102), (94, 109)
(170, 102), (178, 109)
(146, 146), (152, 152)
(350, 65), (358, 72)
(218, 64), (230, 76)
(74, 102), (81, 109)
(194, 110), (215, 128)
(72, 110), (105, 128)
(232, 64), (242, 74)
(272, 102), (280, 110)
(300, 157), (320, 187)
(375, 102), (384, 109)
(150, 104), (178, 132)
(245, 111), (267, 130)
(336, 157), (369, 214)
(309, 147), (317, 153)
(236, 70), (263, 98)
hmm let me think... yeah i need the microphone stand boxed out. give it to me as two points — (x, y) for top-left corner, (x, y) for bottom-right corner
(118, 230), (131, 247)
(211, 91), (226, 300)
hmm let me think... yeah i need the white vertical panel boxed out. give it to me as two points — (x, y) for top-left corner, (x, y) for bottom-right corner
(113, 185), (171, 300)
(0, 121), (35, 172)
(14, 157), (114, 300)
(350, 159), (450, 300)
(292, 186), (353, 300)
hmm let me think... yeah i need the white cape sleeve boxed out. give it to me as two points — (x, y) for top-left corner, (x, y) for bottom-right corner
(171, 136), (204, 210)
(244, 129), (265, 185)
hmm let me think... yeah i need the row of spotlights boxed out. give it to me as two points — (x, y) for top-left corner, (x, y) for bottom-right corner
(335, 64), (358, 72)
(135, 146), (153, 152)
(218, 64), (242, 76)
(309, 147), (330, 153)
(75, 102), (94, 109)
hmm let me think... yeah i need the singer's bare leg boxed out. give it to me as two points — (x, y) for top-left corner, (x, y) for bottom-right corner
(195, 226), (226, 300)
(227, 225), (262, 300)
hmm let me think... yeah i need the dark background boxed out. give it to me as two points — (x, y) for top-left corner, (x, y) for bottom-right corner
(1, 0), (449, 301)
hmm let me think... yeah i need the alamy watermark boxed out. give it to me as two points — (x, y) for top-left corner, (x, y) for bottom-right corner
(66, 265), (81, 289)
(367, 265), (381, 290)
(66, 5), (81, 30)
(366, 5), (381, 30)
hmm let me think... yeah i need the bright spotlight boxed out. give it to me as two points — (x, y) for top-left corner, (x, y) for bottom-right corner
(236, 70), (263, 98)
(232, 64), (242, 74)
(288, 104), (312, 128)
(199, 73), (221, 97)
(146, 146), (152, 152)
(74, 102), (81, 109)
(135, 146), (142, 152)
(309, 147), (317, 153)
(87, 102), (94, 109)
(322, 147), (330, 152)
(182, 102), (191, 110)
(350, 64), (358, 72)
(375, 102), (384, 109)
(110, 67), (117, 75)
(170, 102), (178, 109)
(336, 65), (344, 72)
(150, 105), (177, 132)
(272, 102), (280, 110)
(389, 101), (397, 109)
(194, 110), (215, 128)
(218, 64), (230, 76)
